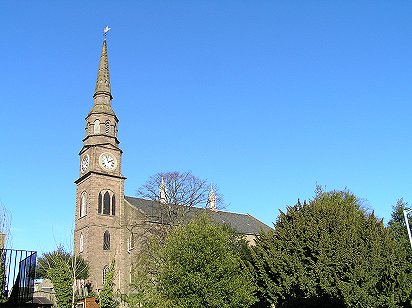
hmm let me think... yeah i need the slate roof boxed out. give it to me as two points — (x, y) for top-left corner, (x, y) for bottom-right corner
(32, 297), (54, 305)
(124, 196), (272, 235)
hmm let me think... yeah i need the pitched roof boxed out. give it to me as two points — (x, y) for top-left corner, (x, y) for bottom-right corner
(124, 196), (272, 235)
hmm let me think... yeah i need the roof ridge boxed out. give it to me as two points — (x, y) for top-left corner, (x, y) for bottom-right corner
(124, 195), (252, 216)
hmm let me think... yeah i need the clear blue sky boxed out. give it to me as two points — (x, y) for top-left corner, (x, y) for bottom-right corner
(2, 1), (412, 253)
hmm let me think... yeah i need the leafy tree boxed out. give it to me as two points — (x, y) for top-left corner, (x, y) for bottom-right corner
(99, 260), (118, 308)
(250, 189), (412, 307)
(36, 246), (89, 308)
(131, 214), (257, 308)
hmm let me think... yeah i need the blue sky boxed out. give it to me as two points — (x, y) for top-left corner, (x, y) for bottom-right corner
(1, 1), (412, 253)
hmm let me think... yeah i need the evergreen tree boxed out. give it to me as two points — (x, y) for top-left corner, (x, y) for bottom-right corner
(250, 189), (412, 307)
(36, 246), (89, 308)
(99, 260), (118, 308)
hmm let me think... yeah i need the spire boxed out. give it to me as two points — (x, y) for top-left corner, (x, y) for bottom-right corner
(159, 177), (167, 204)
(94, 36), (112, 100)
(208, 185), (217, 211)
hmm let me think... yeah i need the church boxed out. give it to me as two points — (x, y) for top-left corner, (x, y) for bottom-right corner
(73, 35), (271, 294)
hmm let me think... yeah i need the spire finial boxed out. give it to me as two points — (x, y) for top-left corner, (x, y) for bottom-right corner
(103, 26), (111, 40)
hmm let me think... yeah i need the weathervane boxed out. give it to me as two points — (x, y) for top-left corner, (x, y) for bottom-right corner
(103, 26), (111, 39)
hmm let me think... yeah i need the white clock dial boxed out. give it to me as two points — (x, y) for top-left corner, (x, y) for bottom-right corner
(81, 155), (90, 173)
(99, 153), (117, 171)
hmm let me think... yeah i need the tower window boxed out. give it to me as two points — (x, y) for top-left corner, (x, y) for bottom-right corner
(98, 190), (116, 216)
(94, 119), (100, 134)
(80, 192), (87, 218)
(103, 265), (109, 284)
(128, 233), (135, 251)
(80, 233), (84, 253)
(105, 120), (110, 134)
(114, 123), (117, 137)
(103, 230), (110, 250)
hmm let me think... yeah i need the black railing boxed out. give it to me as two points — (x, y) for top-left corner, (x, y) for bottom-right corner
(0, 249), (37, 306)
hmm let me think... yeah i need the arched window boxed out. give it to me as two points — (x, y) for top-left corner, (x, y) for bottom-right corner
(94, 119), (100, 134)
(114, 123), (117, 137)
(98, 190), (116, 216)
(102, 265), (109, 284)
(80, 192), (87, 217)
(128, 233), (135, 251)
(98, 192), (102, 214)
(103, 231), (110, 250)
(79, 233), (84, 253)
(103, 191), (110, 215)
(111, 195), (116, 216)
(88, 123), (92, 135)
(105, 120), (110, 134)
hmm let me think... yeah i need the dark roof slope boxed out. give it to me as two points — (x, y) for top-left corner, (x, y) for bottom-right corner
(124, 196), (272, 235)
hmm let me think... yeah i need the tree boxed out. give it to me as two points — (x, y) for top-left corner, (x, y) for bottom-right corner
(388, 199), (412, 256)
(0, 203), (11, 303)
(138, 171), (224, 220)
(250, 189), (412, 307)
(99, 260), (118, 308)
(0, 202), (11, 248)
(131, 214), (257, 308)
(135, 171), (225, 241)
(36, 246), (89, 308)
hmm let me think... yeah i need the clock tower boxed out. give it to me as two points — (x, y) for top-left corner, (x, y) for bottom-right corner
(74, 35), (126, 291)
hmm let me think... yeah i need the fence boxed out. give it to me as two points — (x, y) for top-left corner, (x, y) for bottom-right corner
(0, 249), (37, 305)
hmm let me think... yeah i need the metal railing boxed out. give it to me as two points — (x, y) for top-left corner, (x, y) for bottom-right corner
(0, 249), (37, 305)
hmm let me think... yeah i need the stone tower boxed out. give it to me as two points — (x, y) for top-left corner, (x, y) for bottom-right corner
(74, 36), (126, 291)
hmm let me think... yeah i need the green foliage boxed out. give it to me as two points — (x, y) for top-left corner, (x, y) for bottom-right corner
(131, 214), (257, 308)
(36, 246), (89, 308)
(251, 189), (412, 307)
(388, 199), (412, 258)
(36, 245), (89, 280)
(46, 257), (72, 308)
(99, 260), (118, 308)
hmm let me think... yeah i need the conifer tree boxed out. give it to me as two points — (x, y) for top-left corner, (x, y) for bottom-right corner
(250, 189), (412, 307)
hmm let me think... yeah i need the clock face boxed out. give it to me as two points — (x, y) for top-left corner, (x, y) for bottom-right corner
(81, 155), (89, 173)
(99, 153), (117, 171)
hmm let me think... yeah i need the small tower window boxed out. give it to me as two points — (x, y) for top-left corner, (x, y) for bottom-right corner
(103, 265), (109, 284)
(105, 120), (110, 134)
(128, 233), (135, 251)
(114, 123), (117, 137)
(103, 191), (111, 215)
(88, 123), (92, 135)
(80, 192), (87, 218)
(94, 119), (100, 134)
(79, 233), (84, 253)
(103, 231), (110, 250)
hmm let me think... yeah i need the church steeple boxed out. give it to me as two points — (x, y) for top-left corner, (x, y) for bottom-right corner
(88, 35), (115, 118)
(75, 28), (126, 292)
(94, 39), (112, 100)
